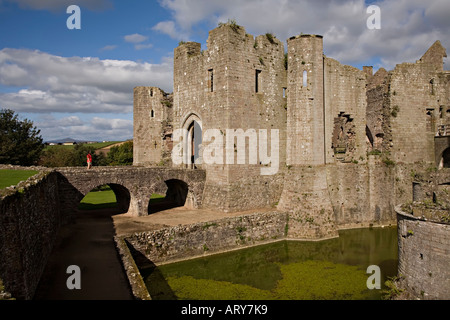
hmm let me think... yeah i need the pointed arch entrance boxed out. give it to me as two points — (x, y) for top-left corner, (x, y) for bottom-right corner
(182, 113), (202, 169)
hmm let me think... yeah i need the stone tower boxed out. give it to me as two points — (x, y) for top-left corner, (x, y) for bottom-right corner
(286, 35), (325, 166)
(133, 86), (172, 166)
(172, 22), (287, 212)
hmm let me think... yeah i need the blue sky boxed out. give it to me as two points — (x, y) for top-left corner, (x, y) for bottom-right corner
(1, 0), (449, 142)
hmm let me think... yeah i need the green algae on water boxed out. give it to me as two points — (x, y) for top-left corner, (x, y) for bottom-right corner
(165, 260), (374, 300)
(143, 227), (397, 300)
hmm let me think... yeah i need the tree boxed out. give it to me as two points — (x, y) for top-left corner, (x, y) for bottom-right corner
(39, 144), (106, 168)
(107, 141), (133, 166)
(72, 144), (105, 167)
(39, 146), (76, 167)
(0, 109), (44, 166)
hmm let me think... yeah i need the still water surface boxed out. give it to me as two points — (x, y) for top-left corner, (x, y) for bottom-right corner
(142, 226), (398, 300)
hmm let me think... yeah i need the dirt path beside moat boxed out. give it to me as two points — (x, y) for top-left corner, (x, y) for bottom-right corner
(34, 208), (134, 300)
(34, 205), (272, 300)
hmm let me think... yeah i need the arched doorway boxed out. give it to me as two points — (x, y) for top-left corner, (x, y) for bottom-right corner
(440, 148), (450, 169)
(182, 113), (202, 169)
(187, 121), (202, 168)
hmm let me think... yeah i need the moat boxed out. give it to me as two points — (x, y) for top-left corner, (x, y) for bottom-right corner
(141, 226), (398, 300)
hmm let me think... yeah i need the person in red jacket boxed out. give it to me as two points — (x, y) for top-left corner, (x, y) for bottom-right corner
(87, 152), (92, 169)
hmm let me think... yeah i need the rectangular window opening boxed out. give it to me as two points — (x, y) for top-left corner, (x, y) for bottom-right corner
(208, 69), (214, 92)
(283, 87), (287, 98)
(256, 69), (262, 93)
(302, 70), (308, 88)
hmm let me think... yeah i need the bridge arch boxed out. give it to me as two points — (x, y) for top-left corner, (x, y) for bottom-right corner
(78, 183), (131, 213)
(56, 167), (206, 218)
(148, 179), (189, 214)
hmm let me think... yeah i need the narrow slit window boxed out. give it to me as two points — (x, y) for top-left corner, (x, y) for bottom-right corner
(302, 70), (308, 87)
(151, 110), (154, 118)
(149, 88), (153, 97)
(283, 87), (287, 98)
(208, 69), (214, 92)
(256, 70), (262, 93)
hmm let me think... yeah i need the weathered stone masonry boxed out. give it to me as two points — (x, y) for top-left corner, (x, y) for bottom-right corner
(134, 23), (450, 240)
(0, 166), (206, 299)
(0, 169), (60, 300)
(396, 208), (449, 299)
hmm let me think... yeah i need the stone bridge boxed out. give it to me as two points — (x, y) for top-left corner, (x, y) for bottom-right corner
(55, 167), (206, 219)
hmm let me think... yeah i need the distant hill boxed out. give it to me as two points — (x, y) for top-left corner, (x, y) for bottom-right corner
(45, 138), (96, 144)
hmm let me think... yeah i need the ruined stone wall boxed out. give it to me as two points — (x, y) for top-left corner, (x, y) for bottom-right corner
(388, 61), (439, 164)
(133, 87), (172, 166)
(0, 170), (61, 300)
(326, 159), (419, 229)
(396, 208), (450, 299)
(125, 210), (288, 265)
(366, 68), (391, 152)
(324, 57), (367, 164)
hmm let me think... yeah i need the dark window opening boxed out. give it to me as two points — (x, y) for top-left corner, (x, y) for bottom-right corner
(150, 88), (153, 97)
(256, 69), (262, 93)
(208, 69), (213, 92)
(443, 148), (450, 168)
(151, 110), (154, 118)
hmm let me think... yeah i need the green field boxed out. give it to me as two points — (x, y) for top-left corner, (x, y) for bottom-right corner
(78, 186), (165, 210)
(44, 141), (121, 151)
(0, 169), (39, 189)
(78, 186), (118, 210)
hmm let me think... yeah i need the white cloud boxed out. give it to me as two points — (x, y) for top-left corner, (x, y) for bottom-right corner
(135, 43), (154, 50)
(123, 33), (154, 50)
(99, 45), (117, 52)
(154, 0), (450, 70)
(31, 114), (133, 142)
(0, 48), (172, 141)
(91, 117), (132, 130)
(152, 20), (189, 41)
(0, 48), (173, 114)
(124, 33), (148, 44)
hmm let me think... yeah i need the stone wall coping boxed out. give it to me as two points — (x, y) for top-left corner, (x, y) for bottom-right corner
(395, 204), (449, 226)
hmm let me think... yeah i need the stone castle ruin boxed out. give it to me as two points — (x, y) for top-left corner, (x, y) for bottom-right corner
(1, 22), (449, 301)
(134, 22), (449, 239)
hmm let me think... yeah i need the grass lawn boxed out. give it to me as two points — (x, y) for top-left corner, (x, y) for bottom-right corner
(78, 186), (166, 210)
(44, 141), (122, 151)
(78, 186), (117, 210)
(0, 169), (39, 189)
